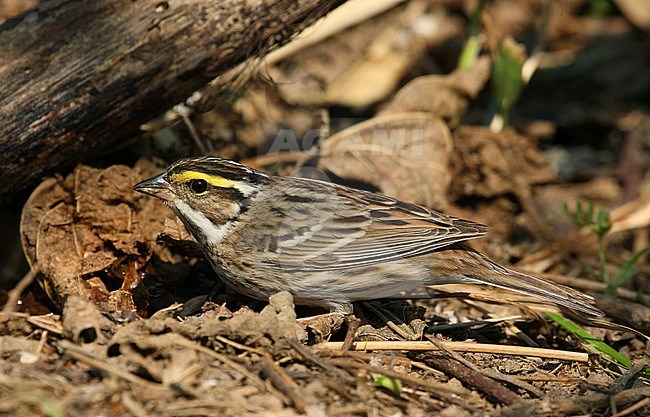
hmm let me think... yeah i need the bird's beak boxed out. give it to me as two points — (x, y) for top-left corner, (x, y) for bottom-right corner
(133, 173), (177, 201)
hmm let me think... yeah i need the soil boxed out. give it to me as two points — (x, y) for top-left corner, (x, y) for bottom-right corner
(1, 1), (650, 416)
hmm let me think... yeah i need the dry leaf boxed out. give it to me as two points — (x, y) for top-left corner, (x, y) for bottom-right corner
(272, 3), (464, 107)
(614, 0), (650, 30)
(313, 112), (453, 209)
(62, 296), (116, 344)
(380, 56), (492, 122)
(610, 197), (650, 235)
(20, 159), (176, 313)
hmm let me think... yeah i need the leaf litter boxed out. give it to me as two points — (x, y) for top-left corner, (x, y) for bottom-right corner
(9, 148), (649, 416)
(3, 0), (650, 416)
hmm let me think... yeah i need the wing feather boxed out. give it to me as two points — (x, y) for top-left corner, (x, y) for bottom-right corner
(255, 177), (487, 271)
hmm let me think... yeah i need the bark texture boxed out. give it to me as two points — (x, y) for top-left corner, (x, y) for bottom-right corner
(0, 0), (346, 200)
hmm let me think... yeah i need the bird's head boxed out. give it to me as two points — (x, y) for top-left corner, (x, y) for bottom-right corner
(134, 157), (269, 243)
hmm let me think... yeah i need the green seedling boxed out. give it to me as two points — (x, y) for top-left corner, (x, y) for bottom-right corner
(374, 375), (402, 396)
(491, 36), (526, 130)
(457, 1), (482, 70)
(563, 202), (647, 296)
(547, 313), (650, 377)
(555, 202), (649, 376)
(589, 0), (613, 18)
(547, 312), (630, 367)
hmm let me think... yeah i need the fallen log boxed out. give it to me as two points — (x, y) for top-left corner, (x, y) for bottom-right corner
(0, 0), (346, 201)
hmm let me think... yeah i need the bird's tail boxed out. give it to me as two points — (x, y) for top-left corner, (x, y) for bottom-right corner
(426, 245), (604, 317)
(465, 261), (603, 317)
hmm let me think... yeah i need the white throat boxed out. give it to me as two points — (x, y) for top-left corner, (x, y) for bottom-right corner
(172, 199), (238, 245)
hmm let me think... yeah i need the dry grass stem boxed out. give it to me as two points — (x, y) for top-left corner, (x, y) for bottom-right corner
(317, 341), (589, 362)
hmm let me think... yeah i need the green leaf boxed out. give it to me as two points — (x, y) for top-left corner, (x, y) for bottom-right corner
(608, 247), (650, 293)
(589, 0), (613, 17)
(458, 36), (481, 70)
(491, 36), (526, 129)
(546, 312), (631, 368)
(374, 375), (403, 396)
(36, 393), (67, 417)
(468, 1), (482, 36)
(457, 2), (482, 70)
(562, 202), (570, 219)
(586, 202), (595, 224)
(594, 209), (612, 237)
(577, 202), (585, 225)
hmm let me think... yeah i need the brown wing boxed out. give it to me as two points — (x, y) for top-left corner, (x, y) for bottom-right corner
(257, 177), (487, 271)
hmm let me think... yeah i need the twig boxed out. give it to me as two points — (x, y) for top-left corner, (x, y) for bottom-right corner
(326, 357), (475, 410)
(362, 301), (420, 340)
(504, 322), (540, 347)
(427, 315), (522, 332)
(210, 335), (308, 408)
(35, 330), (48, 355)
(610, 362), (650, 393)
(180, 113), (208, 154)
(214, 335), (266, 356)
(409, 361), (446, 378)
(286, 338), (349, 379)
(173, 337), (270, 393)
(26, 314), (63, 335)
(422, 355), (520, 405)
(425, 336), (543, 398)
(2, 267), (38, 313)
(259, 355), (308, 412)
(515, 375), (609, 386)
(316, 341), (589, 362)
(611, 397), (650, 417)
(287, 339), (373, 403)
(341, 316), (361, 351)
(58, 340), (168, 390)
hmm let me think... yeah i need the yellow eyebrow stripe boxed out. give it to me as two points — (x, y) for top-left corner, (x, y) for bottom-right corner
(170, 171), (237, 188)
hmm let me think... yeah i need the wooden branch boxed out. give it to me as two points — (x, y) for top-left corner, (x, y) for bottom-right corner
(0, 0), (346, 201)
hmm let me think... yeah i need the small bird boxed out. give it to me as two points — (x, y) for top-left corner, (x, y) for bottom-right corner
(134, 156), (603, 317)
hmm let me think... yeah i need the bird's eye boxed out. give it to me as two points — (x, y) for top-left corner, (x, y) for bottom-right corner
(189, 179), (209, 194)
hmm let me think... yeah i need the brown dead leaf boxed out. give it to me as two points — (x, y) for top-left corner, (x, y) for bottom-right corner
(62, 296), (116, 345)
(614, 0), (650, 30)
(380, 56), (492, 123)
(313, 112), (453, 209)
(110, 292), (307, 356)
(271, 3), (464, 107)
(20, 159), (176, 313)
